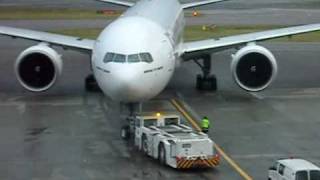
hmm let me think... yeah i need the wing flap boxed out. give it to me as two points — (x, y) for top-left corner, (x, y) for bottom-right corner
(0, 26), (95, 51)
(183, 24), (320, 56)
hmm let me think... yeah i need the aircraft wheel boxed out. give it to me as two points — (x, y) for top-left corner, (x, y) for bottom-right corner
(196, 74), (203, 90)
(85, 74), (101, 92)
(196, 74), (217, 91)
(208, 75), (217, 91)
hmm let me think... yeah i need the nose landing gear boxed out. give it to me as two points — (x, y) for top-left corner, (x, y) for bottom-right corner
(120, 102), (142, 140)
(194, 55), (217, 91)
(85, 74), (101, 92)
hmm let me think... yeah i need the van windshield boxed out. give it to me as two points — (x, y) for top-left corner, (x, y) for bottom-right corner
(296, 171), (308, 180)
(310, 170), (320, 180)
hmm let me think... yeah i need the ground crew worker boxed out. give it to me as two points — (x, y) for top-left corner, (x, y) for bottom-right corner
(201, 116), (210, 133)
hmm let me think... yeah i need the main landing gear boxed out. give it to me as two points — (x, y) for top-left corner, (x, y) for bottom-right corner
(194, 55), (217, 91)
(120, 102), (142, 140)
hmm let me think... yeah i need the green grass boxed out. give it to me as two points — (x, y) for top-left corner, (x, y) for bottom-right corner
(0, 7), (120, 20)
(185, 25), (320, 42)
(2, 7), (319, 42)
(50, 25), (320, 42)
(50, 28), (102, 39)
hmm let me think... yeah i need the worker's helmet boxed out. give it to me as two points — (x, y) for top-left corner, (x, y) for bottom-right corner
(203, 116), (208, 119)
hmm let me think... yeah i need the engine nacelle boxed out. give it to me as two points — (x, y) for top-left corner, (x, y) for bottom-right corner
(15, 44), (62, 92)
(231, 44), (278, 92)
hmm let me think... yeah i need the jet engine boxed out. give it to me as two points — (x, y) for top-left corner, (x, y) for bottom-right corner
(231, 44), (278, 91)
(15, 44), (62, 92)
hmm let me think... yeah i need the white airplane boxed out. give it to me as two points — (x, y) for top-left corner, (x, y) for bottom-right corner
(1, 0), (320, 104)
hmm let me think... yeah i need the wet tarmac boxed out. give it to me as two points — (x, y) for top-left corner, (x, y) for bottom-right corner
(0, 1), (320, 178)
(0, 0), (319, 10)
(1, 34), (320, 179)
(173, 42), (320, 179)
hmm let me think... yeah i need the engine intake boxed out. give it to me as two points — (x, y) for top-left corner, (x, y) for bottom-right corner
(15, 44), (62, 92)
(231, 45), (278, 92)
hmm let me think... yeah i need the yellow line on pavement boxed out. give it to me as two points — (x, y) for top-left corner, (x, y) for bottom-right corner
(170, 99), (253, 180)
(171, 99), (202, 132)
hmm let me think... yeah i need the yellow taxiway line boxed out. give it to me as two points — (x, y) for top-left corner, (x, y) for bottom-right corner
(171, 99), (253, 180)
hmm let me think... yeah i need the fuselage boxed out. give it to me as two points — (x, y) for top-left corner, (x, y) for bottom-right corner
(92, 0), (185, 102)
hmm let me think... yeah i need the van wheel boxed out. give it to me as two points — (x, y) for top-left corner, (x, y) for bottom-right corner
(158, 143), (166, 165)
(141, 134), (148, 154)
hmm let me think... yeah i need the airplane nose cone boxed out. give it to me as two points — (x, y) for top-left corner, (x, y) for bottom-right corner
(112, 66), (148, 102)
(115, 67), (136, 84)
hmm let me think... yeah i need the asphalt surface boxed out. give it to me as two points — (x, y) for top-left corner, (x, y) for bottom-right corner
(1, 33), (320, 179)
(0, 1), (320, 179)
(0, 0), (319, 9)
(1, 8), (320, 34)
(173, 42), (320, 179)
(1, 8), (320, 31)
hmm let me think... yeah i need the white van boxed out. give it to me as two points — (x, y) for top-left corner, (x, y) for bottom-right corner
(268, 159), (320, 180)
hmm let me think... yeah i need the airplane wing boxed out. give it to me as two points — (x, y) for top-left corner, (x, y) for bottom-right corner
(182, 0), (229, 9)
(95, 0), (134, 7)
(182, 24), (320, 58)
(0, 26), (95, 52)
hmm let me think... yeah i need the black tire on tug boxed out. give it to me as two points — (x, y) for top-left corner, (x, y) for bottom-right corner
(141, 134), (148, 154)
(158, 143), (166, 165)
(120, 125), (130, 140)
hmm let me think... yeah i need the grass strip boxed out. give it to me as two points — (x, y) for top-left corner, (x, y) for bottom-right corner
(0, 7), (120, 20)
(50, 25), (320, 42)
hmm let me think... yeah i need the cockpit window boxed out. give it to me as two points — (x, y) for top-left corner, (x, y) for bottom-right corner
(128, 54), (140, 63)
(113, 54), (126, 63)
(139, 53), (153, 63)
(104, 52), (153, 63)
(103, 53), (115, 63)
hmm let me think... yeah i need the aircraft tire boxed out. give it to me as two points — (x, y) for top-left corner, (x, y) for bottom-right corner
(85, 74), (101, 92)
(196, 74), (203, 90)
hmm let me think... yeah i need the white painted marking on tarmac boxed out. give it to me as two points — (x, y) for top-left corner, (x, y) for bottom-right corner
(233, 153), (287, 159)
(264, 94), (320, 99)
(259, 88), (320, 99)
(16, 103), (26, 114)
(0, 102), (83, 106)
(250, 92), (264, 100)
(7, 96), (24, 102)
(75, 110), (86, 117)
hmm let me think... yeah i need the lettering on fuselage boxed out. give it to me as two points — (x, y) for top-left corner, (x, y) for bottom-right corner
(96, 66), (110, 74)
(144, 66), (163, 74)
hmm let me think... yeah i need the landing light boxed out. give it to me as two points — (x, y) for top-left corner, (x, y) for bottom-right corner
(156, 112), (161, 117)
